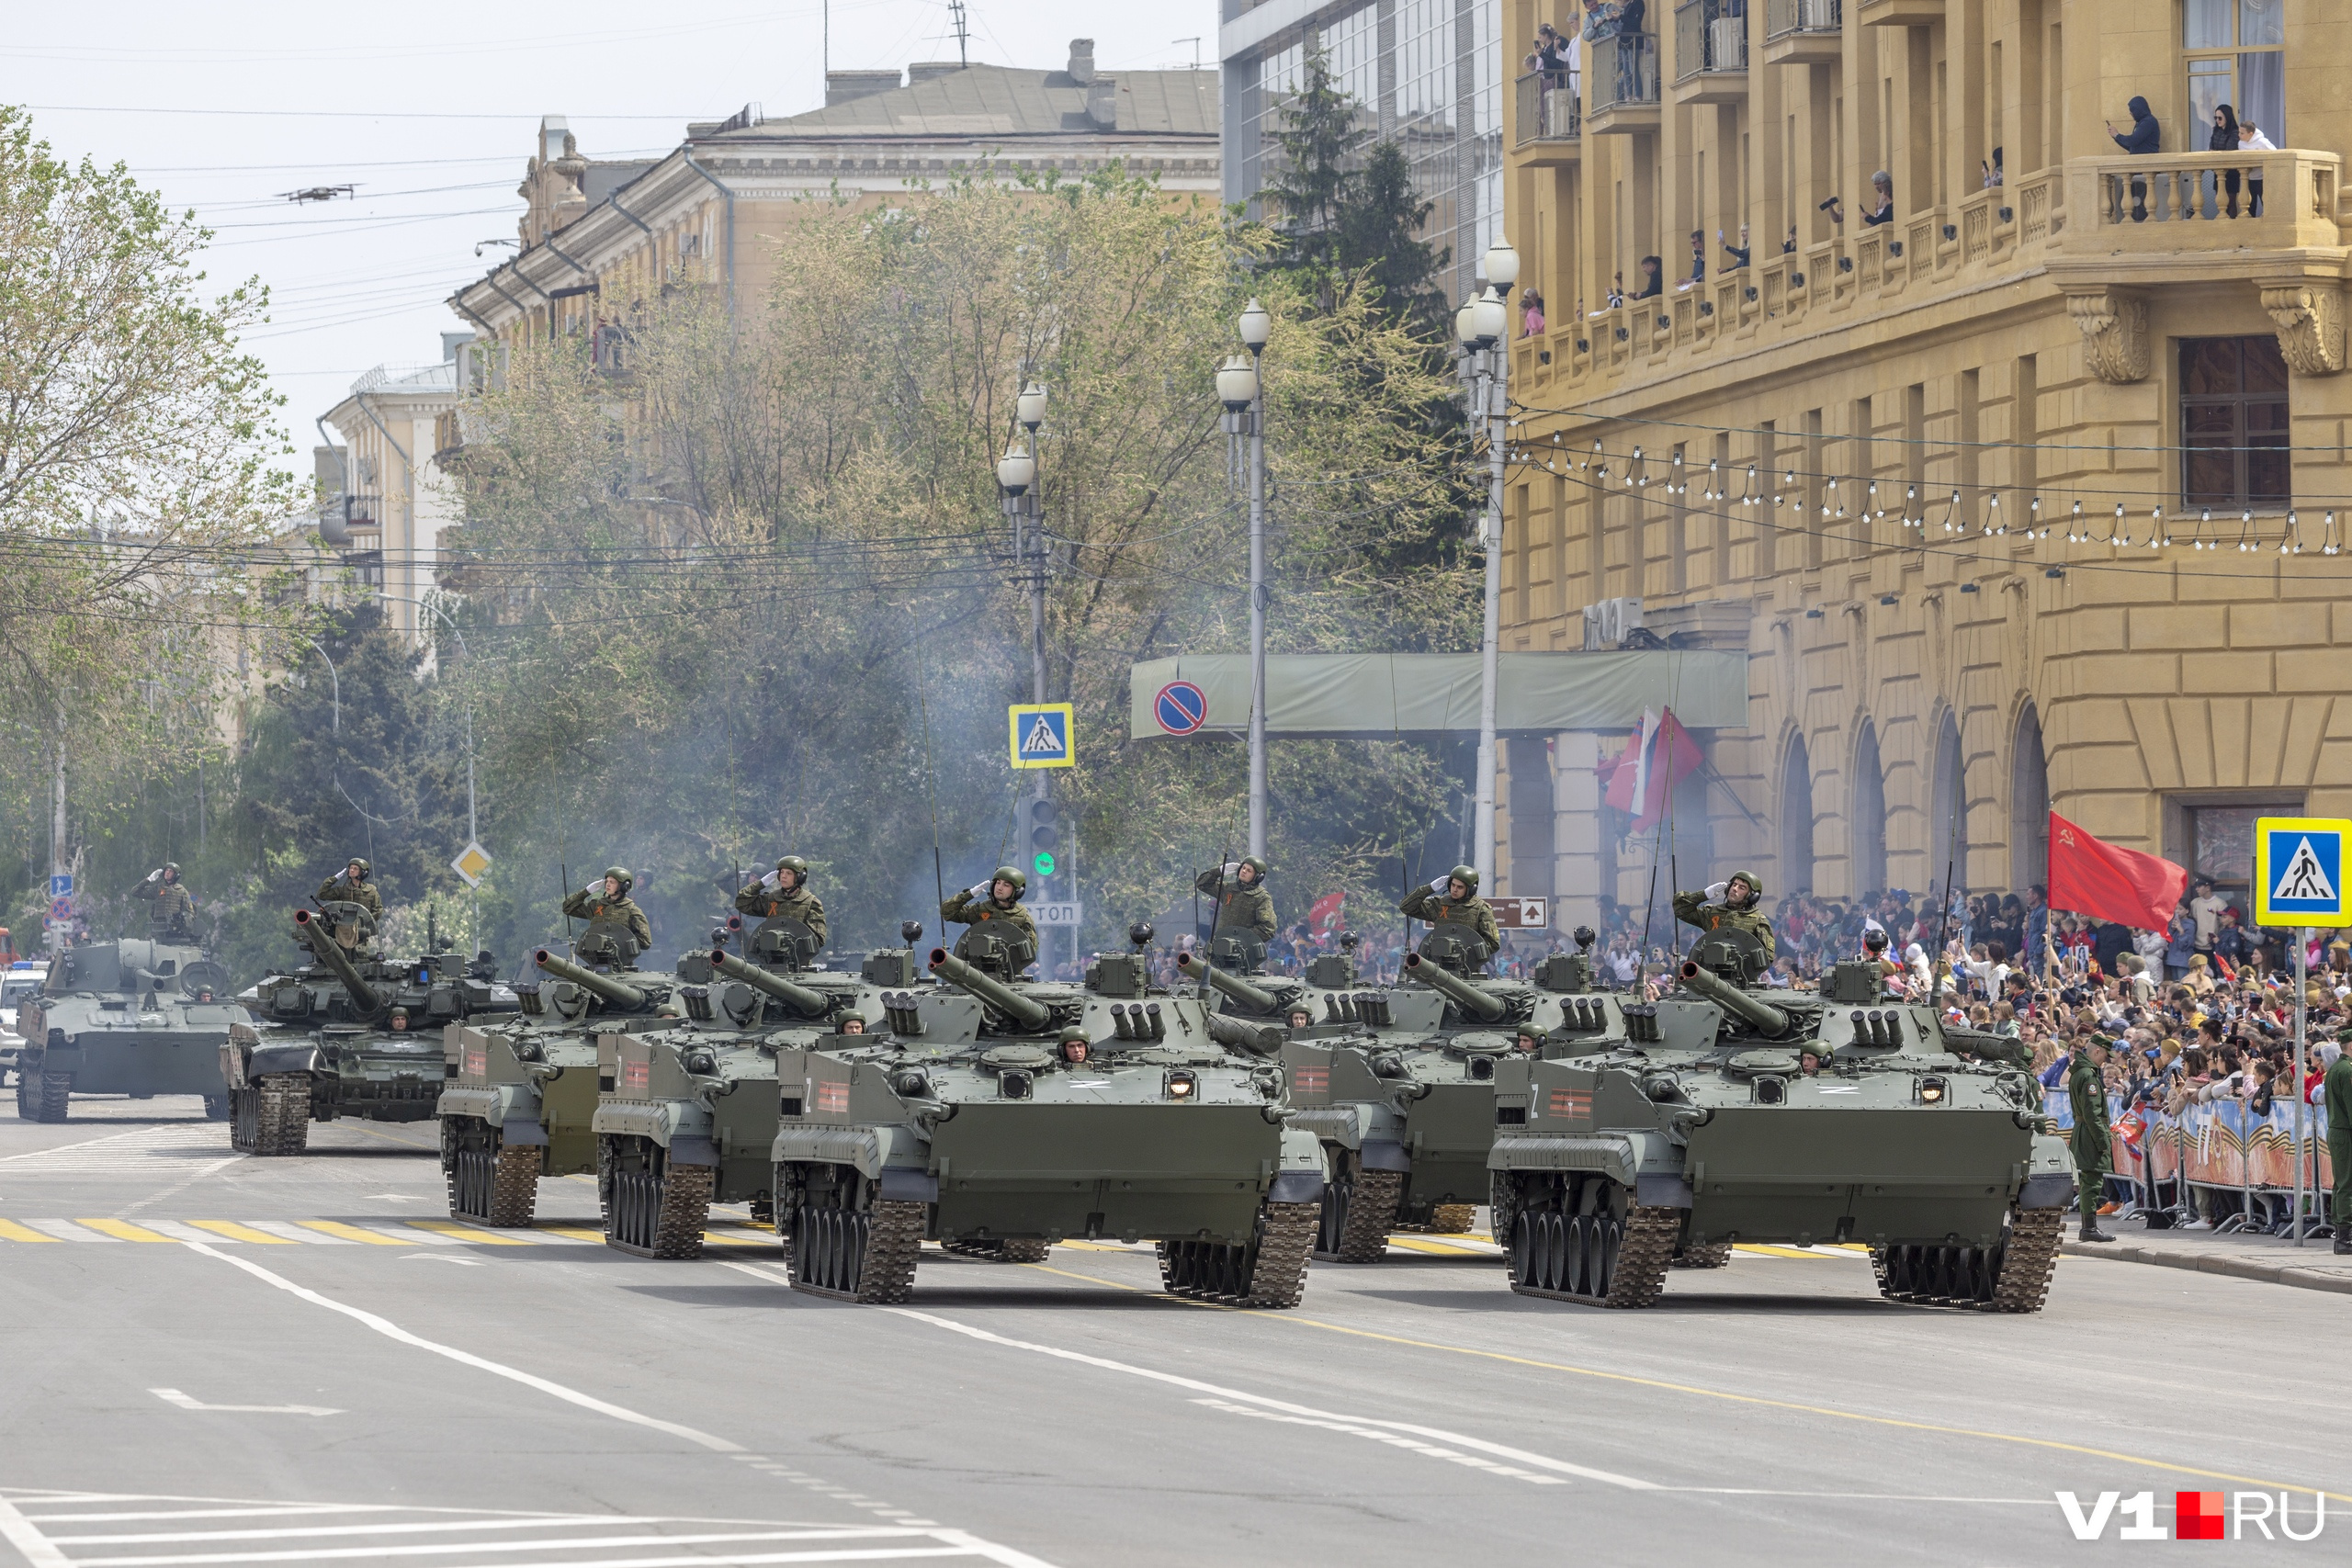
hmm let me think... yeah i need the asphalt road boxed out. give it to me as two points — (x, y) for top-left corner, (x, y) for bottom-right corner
(1, 1095), (2343, 1567)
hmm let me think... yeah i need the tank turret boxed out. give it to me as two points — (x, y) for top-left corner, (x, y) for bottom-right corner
(1676, 958), (1792, 1036)
(928, 947), (1052, 1030)
(1401, 951), (1510, 1022)
(710, 948), (831, 1018)
(293, 908), (382, 1015)
(1176, 950), (1287, 1015)
(533, 948), (649, 1011)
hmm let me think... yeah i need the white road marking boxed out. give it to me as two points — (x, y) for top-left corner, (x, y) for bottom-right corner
(0, 1492), (72, 1568)
(239, 1221), (355, 1245)
(178, 1241), (744, 1453)
(136, 1222), (240, 1245)
(149, 1389), (342, 1417)
(403, 1254), (485, 1266)
(1189, 1398), (1567, 1483)
(25, 1220), (117, 1242)
(82, 1527), (998, 1565)
(46, 1517), (668, 1545)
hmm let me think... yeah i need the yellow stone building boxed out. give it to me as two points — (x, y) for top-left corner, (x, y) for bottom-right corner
(1493, 0), (2352, 928)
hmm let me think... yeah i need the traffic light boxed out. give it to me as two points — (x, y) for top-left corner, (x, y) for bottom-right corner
(1024, 797), (1059, 881)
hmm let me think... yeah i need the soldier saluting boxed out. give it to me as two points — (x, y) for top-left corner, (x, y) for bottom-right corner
(1398, 864), (1502, 953)
(1672, 870), (1776, 964)
(317, 857), (382, 919)
(564, 866), (652, 954)
(737, 855), (826, 950)
(131, 863), (197, 941)
(1194, 856), (1276, 943)
(943, 866), (1036, 950)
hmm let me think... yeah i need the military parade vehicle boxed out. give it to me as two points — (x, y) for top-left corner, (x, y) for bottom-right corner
(12, 938), (246, 1122)
(594, 918), (922, 1258)
(1190, 926), (1626, 1262)
(763, 921), (1326, 1305)
(220, 902), (517, 1155)
(1487, 926), (2077, 1310)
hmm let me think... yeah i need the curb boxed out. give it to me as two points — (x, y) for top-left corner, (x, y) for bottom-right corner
(2060, 1240), (2352, 1296)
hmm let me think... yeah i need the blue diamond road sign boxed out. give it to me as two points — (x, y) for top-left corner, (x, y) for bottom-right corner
(2253, 817), (2352, 928)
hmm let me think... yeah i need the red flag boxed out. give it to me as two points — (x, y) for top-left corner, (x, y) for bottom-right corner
(1601, 730), (1644, 813)
(1307, 890), (1345, 932)
(1634, 710), (1704, 831)
(2047, 811), (2188, 930)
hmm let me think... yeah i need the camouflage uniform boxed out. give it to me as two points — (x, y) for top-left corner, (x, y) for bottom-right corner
(734, 880), (828, 949)
(1397, 886), (1502, 952)
(942, 889), (1037, 950)
(2067, 1045), (2113, 1226)
(1671, 875), (1778, 964)
(563, 886), (653, 953)
(1193, 868), (1276, 942)
(136, 875), (197, 939)
(315, 872), (383, 920)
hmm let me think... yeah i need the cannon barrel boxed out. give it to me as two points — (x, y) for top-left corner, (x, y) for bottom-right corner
(1174, 950), (1285, 1015)
(928, 947), (1051, 1029)
(293, 908), (381, 1015)
(1203, 1010), (1282, 1055)
(1679, 960), (1791, 1035)
(533, 948), (649, 1011)
(1401, 951), (1510, 1022)
(709, 948), (830, 1017)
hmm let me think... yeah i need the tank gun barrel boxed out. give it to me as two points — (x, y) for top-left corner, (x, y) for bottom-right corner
(292, 908), (381, 1015)
(1678, 960), (1791, 1035)
(1401, 952), (1510, 1021)
(533, 948), (649, 1010)
(928, 947), (1051, 1029)
(1174, 951), (1285, 1015)
(709, 948), (830, 1017)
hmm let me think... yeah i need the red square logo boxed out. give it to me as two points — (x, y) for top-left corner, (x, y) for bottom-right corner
(1292, 1066), (1329, 1093)
(1548, 1089), (1593, 1124)
(620, 1057), (649, 1094)
(2176, 1492), (2224, 1540)
(463, 1048), (486, 1080)
(816, 1079), (850, 1114)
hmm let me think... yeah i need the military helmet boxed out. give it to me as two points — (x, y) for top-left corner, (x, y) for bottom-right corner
(604, 865), (634, 896)
(775, 854), (808, 886)
(1448, 863), (1479, 892)
(163, 862), (181, 876)
(347, 857), (371, 876)
(1726, 868), (1763, 897)
(1239, 854), (1270, 881)
(1515, 1025), (1548, 1049)
(991, 865), (1028, 898)
(1057, 1025), (1089, 1044)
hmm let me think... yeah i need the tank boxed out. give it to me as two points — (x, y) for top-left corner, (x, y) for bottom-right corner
(1487, 927), (2078, 1311)
(763, 923), (1327, 1304)
(1205, 926), (1627, 1262)
(591, 920), (920, 1258)
(11, 940), (248, 1122)
(218, 903), (519, 1155)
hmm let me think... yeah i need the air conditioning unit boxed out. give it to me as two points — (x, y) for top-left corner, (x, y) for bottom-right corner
(1582, 596), (1643, 650)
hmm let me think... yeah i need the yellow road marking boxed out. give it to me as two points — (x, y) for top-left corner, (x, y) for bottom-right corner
(1386, 1236), (1498, 1257)
(1735, 1244), (1846, 1260)
(1021, 1261), (1149, 1292)
(406, 1219), (531, 1246)
(186, 1220), (298, 1245)
(297, 1221), (412, 1246)
(699, 1231), (770, 1248)
(0, 1219), (61, 1243)
(542, 1226), (607, 1242)
(76, 1219), (176, 1243)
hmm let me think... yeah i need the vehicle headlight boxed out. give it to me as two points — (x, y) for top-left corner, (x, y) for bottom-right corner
(1917, 1075), (1948, 1104)
(1166, 1070), (1196, 1100)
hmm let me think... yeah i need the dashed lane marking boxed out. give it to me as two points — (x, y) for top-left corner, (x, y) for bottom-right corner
(0, 1220), (765, 1249)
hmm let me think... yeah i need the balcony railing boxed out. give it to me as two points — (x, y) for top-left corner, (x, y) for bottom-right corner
(2077, 150), (2340, 250)
(1588, 33), (1660, 116)
(1515, 70), (1581, 145)
(1764, 0), (1840, 39)
(1675, 0), (1748, 80)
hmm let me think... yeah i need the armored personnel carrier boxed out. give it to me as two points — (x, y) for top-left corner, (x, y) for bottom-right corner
(764, 923), (1325, 1305)
(1195, 926), (1627, 1262)
(1487, 927), (2076, 1311)
(13, 940), (245, 1122)
(220, 903), (518, 1155)
(594, 919), (921, 1258)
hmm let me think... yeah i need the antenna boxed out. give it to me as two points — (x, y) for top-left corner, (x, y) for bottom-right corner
(949, 0), (970, 66)
(1174, 36), (1202, 69)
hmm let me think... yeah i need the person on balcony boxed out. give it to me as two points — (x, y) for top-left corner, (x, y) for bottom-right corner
(1860, 171), (1895, 227)
(1633, 255), (1663, 300)
(2238, 118), (2276, 217)
(2106, 96), (2161, 220)
(1685, 229), (1705, 286)
(1982, 146), (2004, 188)
(1520, 290), (1546, 337)
(1720, 223), (1750, 270)
(2210, 106), (2244, 217)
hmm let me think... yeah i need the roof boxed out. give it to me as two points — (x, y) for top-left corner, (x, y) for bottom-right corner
(582, 161), (659, 202)
(697, 63), (1217, 142)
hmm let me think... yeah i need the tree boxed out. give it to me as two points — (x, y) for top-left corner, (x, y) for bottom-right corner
(1258, 46), (1369, 276)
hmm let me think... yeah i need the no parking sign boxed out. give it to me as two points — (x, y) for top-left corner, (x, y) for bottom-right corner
(1154, 681), (1208, 735)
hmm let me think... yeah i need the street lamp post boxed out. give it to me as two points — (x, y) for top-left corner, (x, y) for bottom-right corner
(1223, 299), (1272, 859)
(1462, 242), (1518, 888)
(998, 387), (1061, 969)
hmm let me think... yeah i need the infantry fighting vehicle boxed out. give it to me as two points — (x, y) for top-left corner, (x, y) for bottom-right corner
(436, 919), (685, 1226)
(594, 919), (922, 1257)
(763, 922), (1326, 1305)
(1192, 927), (1627, 1262)
(1487, 926), (2076, 1310)
(220, 903), (517, 1155)
(13, 939), (245, 1122)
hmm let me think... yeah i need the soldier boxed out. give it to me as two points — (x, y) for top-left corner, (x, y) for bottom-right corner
(943, 866), (1037, 952)
(2326, 1026), (2352, 1258)
(1672, 870), (1777, 964)
(563, 866), (653, 955)
(2069, 1034), (2116, 1243)
(1514, 1025), (1548, 1055)
(736, 855), (827, 950)
(316, 857), (383, 919)
(1193, 857), (1276, 944)
(131, 863), (196, 941)
(1398, 864), (1502, 953)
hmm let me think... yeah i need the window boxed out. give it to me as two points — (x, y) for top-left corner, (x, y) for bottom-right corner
(2179, 336), (2290, 512)
(2183, 0), (2285, 143)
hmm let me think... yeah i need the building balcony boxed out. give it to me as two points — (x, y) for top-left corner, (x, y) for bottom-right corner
(1856, 0), (1942, 25)
(1584, 33), (1660, 134)
(1513, 72), (1580, 165)
(1672, 0), (1747, 105)
(2063, 150), (2340, 269)
(1761, 0), (1841, 63)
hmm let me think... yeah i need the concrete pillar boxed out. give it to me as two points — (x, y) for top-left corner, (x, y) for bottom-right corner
(1552, 730), (1605, 930)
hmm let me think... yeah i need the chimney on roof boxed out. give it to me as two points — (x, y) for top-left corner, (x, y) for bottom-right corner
(826, 69), (902, 106)
(1087, 77), (1119, 130)
(1068, 38), (1096, 85)
(907, 61), (967, 85)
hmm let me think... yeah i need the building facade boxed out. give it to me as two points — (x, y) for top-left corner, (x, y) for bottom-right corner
(1221, 0), (1506, 303)
(1494, 0), (2352, 929)
(316, 334), (474, 649)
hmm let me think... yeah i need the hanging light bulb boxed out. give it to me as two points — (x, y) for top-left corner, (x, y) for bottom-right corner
(2065, 500), (2084, 543)
(2237, 508), (2256, 552)
(2192, 507), (2211, 549)
(2324, 511), (2340, 556)
(1943, 490), (1962, 534)
(1869, 479), (1883, 518)
(2105, 502), (2126, 546)
(2282, 509), (2302, 555)
(1985, 491), (2004, 536)
(2029, 495), (2044, 538)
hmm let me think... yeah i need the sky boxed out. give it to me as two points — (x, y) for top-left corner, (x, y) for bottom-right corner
(6, 1), (1221, 463)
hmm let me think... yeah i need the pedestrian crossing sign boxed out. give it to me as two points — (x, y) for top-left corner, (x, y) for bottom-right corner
(1009, 703), (1076, 770)
(2253, 816), (2352, 927)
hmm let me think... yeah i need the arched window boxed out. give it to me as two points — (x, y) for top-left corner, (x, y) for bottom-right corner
(2010, 702), (2049, 890)
(1851, 720), (1887, 899)
(1929, 711), (1968, 892)
(1781, 731), (1815, 894)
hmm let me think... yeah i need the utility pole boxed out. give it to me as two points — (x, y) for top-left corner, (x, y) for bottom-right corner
(1459, 240), (1518, 888)
(50, 725), (68, 953)
(1221, 300), (1274, 860)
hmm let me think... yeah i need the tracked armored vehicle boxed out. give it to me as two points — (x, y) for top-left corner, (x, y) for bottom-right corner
(12, 940), (246, 1122)
(764, 923), (1325, 1305)
(1488, 927), (2077, 1311)
(594, 919), (921, 1258)
(220, 904), (518, 1155)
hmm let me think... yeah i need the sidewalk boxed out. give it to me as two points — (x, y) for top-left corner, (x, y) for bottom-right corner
(2061, 1216), (2352, 1296)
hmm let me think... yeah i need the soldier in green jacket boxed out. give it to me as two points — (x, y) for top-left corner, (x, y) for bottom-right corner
(943, 866), (1037, 955)
(2325, 1029), (2352, 1257)
(1399, 864), (1502, 954)
(316, 857), (383, 919)
(132, 863), (196, 941)
(1194, 857), (1276, 944)
(1672, 870), (1776, 964)
(563, 866), (653, 957)
(736, 854), (827, 950)
(2069, 1035), (2116, 1243)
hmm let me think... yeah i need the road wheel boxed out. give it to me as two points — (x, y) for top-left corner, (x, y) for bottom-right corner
(34, 1069), (72, 1124)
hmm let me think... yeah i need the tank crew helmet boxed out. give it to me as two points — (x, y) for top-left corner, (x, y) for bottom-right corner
(1238, 855), (1270, 883)
(1448, 863), (1479, 894)
(1514, 1025), (1548, 1052)
(991, 865), (1028, 900)
(1057, 1024), (1091, 1062)
(775, 854), (809, 889)
(1724, 869), (1761, 908)
(162, 862), (181, 879)
(603, 866), (634, 897)
(347, 857), (371, 878)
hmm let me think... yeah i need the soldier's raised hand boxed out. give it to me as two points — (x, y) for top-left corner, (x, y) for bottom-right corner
(967, 880), (992, 898)
(1430, 874), (1452, 894)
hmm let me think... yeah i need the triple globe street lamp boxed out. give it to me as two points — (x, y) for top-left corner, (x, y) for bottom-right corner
(1457, 238), (1520, 889)
(1216, 297), (1272, 859)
